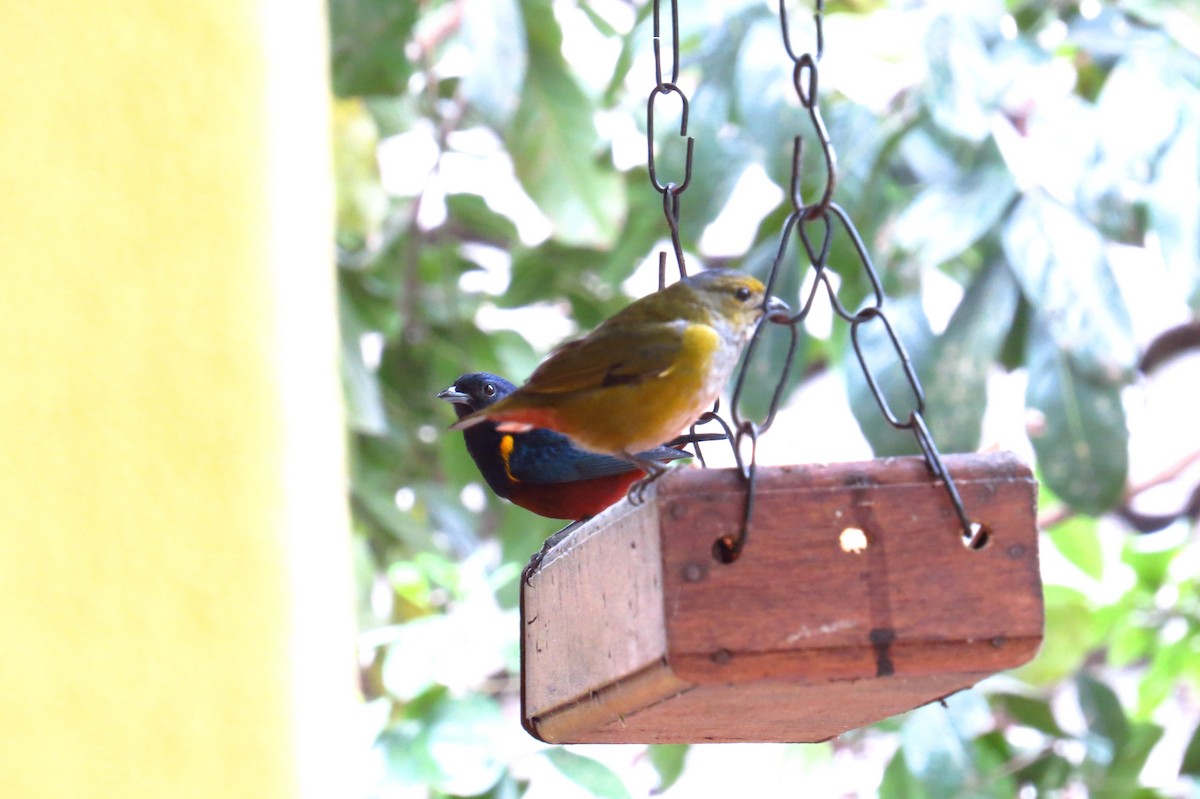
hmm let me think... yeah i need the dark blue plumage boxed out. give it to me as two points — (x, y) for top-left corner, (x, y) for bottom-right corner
(438, 372), (688, 520)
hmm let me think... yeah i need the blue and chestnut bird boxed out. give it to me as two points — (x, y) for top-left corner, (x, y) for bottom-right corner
(438, 372), (691, 521)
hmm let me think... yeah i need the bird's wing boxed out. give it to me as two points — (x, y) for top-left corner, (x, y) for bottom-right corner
(504, 430), (633, 483)
(569, 444), (690, 480)
(507, 432), (690, 484)
(521, 321), (689, 395)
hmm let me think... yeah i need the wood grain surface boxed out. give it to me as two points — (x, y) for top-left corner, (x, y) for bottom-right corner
(523, 453), (1043, 743)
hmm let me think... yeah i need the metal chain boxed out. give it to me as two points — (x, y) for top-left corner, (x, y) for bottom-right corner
(652, 0), (985, 561)
(645, 0), (694, 287)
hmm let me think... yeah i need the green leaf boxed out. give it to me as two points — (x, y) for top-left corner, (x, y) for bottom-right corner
(880, 746), (930, 799)
(350, 473), (438, 552)
(363, 94), (421, 138)
(376, 723), (432, 787)
(1086, 47), (1188, 240)
(1085, 719), (1167, 797)
(997, 293), (1030, 371)
(892, 162), (1017, 269)
(338, 270), (400, 435)
(1025, 322), (1128, 515)
(601, 176), (680, 283)
(422, 694), (508, 796)
(544, 748), (632, 799)
(734, 12), (806, 164)
(895, 694), (1020, 798)
(1111, 721), (1164, 783)
(341, 333), (388, 436)
(921, 260), (1020, 452)
(646, 744), (688, 794)
(602, 3), (652, 106)
(896, 127), (958, 186)
(1181, 720), (1200, 777)
(971, 730), (1019, 796)
(575, 0), (618, 37)
(1137, 638), (1190, 717)
(1047, 514), (1104, 581)
(1014, 751), (1073, 793)
(507, 0), (625, 247)
(493, 502), (559, 607)
(667, 85), (757, 236)
(1121, 537), (1178, 592)
(477, 774), (528, 799)
(329, 0), (419, 97)
(993, 693), (1068, 738)
(503, 245), (605, 310)
(339, 266), (404, 337)
(381, 693), (508, 796)
(1002, 192), (1137, 384)
(1077, 674), (1130, 762)
(489, 328), (542, 384)
(1145, 99), (1200, 310)
(922, 11), (997, 142)
(1107, 610), (1154, 667)
(446, 193), (520, 245)
(333, 99), (387, 244)
(1016, 586), (1098, 685)
(898, 703), (971, 799)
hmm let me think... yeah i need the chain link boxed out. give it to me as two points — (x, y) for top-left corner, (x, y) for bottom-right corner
(642, 0), (985, 560)
(645, 0), (694, 285)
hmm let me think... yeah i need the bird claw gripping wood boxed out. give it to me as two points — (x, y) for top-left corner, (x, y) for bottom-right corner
(522, 519), (585, 585)
(625, 455), (669, 506)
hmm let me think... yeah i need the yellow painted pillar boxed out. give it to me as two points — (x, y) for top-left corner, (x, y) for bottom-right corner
(0, 2), (355, 797)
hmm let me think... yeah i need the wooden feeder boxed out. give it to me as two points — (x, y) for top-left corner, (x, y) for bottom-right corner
(520, 451), (1043, 744)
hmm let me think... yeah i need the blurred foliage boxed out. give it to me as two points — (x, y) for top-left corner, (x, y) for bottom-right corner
(330, 0), (1200, 796)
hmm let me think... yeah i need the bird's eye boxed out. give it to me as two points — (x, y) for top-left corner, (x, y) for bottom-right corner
(483, 383), (496, 396)
(735, 286), (752, 302)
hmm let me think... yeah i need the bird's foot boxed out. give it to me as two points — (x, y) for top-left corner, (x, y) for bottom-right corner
(626, 477), (650, 506)
(522, 520), (584, 585)
(625, 455), (668, 506)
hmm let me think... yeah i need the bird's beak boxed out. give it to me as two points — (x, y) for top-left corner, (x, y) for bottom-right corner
(437, 385), (471, 405)
(764, 295), (791, 323)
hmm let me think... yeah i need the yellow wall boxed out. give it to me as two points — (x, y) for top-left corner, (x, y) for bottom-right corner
(0, 2), (355, 797)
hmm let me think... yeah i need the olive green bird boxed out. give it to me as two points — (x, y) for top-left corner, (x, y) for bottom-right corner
(452, 268), (789, 474)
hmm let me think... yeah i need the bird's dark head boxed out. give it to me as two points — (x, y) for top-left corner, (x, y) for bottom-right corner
(437, 372), (517, 417)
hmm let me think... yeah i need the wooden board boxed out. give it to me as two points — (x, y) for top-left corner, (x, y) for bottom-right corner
(521, 452), (1043, 744)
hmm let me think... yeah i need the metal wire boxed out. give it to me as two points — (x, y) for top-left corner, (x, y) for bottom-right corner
(643, 0), (984, 559)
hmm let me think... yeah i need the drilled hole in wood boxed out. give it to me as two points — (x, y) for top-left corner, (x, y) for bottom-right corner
(839, 527), (868, 554)
(963, 522), (990, 550)
(712, 535), (740, 564)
